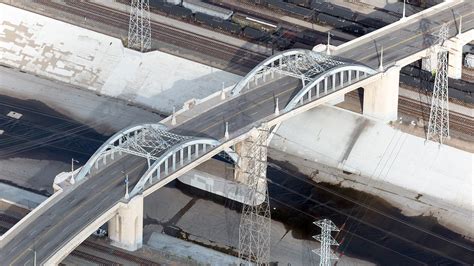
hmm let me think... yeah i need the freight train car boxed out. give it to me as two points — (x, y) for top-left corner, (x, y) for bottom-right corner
(287, 0), (311, 8)
(243, 26), (270, 42)
(195, 12), (241, 34)
(316, 13), (366, 36)
(150, 0), (173, 14)
(182, 0), (233, 20)
(266, 0), (313, 19)
(165, 0), (182, 5)
(311, 1), (356, 20)
(169, 5), (193, 19)
(232, 13), (279, 33)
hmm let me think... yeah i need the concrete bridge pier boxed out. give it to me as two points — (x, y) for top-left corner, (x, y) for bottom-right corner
(108, 195), (144, 251)
(421, 48), (439, 73)
(233, 128), (268, 187)
(363, 67), (400, 122)
(447, 37), (463, 79)
(233, 132), (259, 185)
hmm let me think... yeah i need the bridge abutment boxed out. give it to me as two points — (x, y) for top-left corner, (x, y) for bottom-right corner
(363, 67), (400, 122)
(108, 195), (144, 251)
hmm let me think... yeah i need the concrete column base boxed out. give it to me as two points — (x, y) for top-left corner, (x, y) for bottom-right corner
(448, 37), (463, 79)
(363, 67), (400, 122)
(421, 50), (438, 73)
(233, 128), (269, 206)
(234, 129), (262, 185)
(108, 195), (143, 251)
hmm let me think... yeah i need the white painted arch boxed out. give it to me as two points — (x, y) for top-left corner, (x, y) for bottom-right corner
(75, 123), (168, 182)
(230, 49), (313, 96)
(130, 138), (221, 196)
(284, 64), (377, 111)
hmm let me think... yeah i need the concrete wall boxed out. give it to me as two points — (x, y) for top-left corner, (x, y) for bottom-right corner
(270, 104), (474, 238)
(0, 4), (240, 114)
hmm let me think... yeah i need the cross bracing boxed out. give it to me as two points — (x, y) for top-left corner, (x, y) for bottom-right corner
(239, 126), (272, 265)
(427, 24), (450, 144)
(231, 49), (377, 115)
(128, 0), (151, 52)
(74, 123), (236, 198)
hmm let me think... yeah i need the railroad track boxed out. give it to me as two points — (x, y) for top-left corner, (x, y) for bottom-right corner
(70, 249), (118, 265)
(6, 0), (473, 133)
(81, 241), (160, 265)
(35, 0), (265, 71)
(346, 90), (474, 135)
(0, 214), (160, 265)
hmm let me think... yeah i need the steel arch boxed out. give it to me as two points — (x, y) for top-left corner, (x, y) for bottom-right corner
(284, 64), (377, 111)
(231, 49), (344, 96)
(130, 138), (222, 197)
(75, 123), (168, 182)
(76, 122), (238, 197)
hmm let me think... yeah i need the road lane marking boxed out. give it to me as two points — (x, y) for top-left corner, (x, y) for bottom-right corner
(199, 81), (298, 133)
(356, 12), (474, 63)
(8, 157), (147, 265)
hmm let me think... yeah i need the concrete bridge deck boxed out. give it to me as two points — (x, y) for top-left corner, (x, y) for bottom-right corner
(1, 0), (473, 264)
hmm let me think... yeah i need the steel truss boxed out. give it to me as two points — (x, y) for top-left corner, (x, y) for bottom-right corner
(128, 0), (151, 52)
(75, 123), (238, 198)
(111, 125), (189, 164)
(239, 126), (272, 265)
(427, 24), (450, 144)
(256, 51), (344, 87)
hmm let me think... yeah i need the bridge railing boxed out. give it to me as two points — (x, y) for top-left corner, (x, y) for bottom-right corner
(334, 0), (462, 54)
(285, 65), (377, 111)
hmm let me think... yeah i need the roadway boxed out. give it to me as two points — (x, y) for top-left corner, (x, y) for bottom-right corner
(0, 75), (301, 265)
(1, 2), (474, 263)
(172, 77), (301, 138)
(335, 1), (474, 68)
(0, 155), (148, 265)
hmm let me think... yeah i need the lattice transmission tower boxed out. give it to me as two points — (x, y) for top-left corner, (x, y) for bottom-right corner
(313, 219), (339, 266)
(239, 126), (272, 265)
(427, 24), (449, 144)
(128, 0), (151, 52)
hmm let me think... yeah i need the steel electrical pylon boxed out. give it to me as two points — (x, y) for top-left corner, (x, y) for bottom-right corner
(128, 0), (151, 52)
(239, 126), (272, 265)
(313, 219), (339, 266)
(427, 24), (449, 144)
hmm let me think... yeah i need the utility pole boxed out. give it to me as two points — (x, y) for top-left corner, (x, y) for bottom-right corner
(128, 0), (151, 52)
(326, 31), (331, 55)
(239, 126), (271, 265)
(122, 171), (130, 199)
(402, 0), (406, 19)
(427, 24), (449, 145)
(313, 219), (339, 266)
(458, 14), (462, 36)
(379, 45), (384, 72)
(70, 158), (79, 184)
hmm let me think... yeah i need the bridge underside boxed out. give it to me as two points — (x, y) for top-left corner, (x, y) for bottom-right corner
(2, 49), (383, 264)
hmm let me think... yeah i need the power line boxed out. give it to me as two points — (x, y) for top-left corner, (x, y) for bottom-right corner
(266, 161), (473, 252)
(265, 178), (468, 265)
